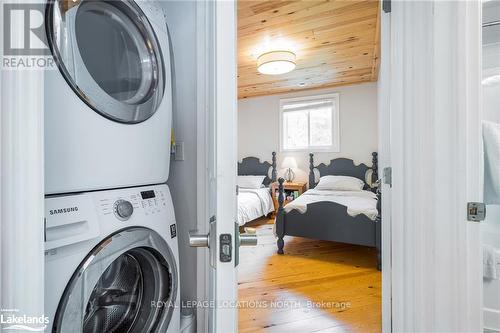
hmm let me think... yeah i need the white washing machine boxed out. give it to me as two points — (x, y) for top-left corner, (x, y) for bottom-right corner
(44, 0), (172, 195)
(44, 184), (180, 332)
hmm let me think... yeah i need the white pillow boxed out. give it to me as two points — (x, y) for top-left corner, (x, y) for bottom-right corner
(237, 176), (266, 189)
(315, 175), (364, 191)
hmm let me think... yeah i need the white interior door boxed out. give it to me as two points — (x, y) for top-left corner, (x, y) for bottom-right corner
(191, 1), (250, 332)
(389, 1), (482, 331)
(213, 0), (238, 331)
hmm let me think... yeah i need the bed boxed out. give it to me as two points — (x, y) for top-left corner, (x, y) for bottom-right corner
(237, 152), (277, 226)
(275, 152), (381, 269)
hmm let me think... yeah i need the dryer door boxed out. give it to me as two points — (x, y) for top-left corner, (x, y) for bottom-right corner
(53, 228), (177, 333)
(46, 0), (165, 123)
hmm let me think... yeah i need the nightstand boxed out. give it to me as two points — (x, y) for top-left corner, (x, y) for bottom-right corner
(270, 181), (307, 212)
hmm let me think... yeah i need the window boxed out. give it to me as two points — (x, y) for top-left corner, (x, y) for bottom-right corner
(280, 93), (340, 152)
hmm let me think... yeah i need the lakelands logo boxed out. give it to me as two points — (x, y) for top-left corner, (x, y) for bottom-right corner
(2, 3), (54, 69)
(0, 311), (49, 331)
(49, 206), (79, 215)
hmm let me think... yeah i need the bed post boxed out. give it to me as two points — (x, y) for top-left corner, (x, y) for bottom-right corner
(271, 151), (277, 182)
(309, 153), (315, 189)
(376, 191), (382, 270)
(372, 151), (381, 270)
(371, 152), (378, 191)
(276, 177), (285, 254)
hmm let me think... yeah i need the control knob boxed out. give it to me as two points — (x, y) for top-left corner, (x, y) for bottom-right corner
(114, 199), (134, 221)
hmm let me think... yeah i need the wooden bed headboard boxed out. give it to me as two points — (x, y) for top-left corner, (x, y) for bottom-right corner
(238, 152), (277, 186)
(309, 152), (378, 191)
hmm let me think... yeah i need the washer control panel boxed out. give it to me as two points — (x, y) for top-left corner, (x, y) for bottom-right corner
(140, 189), (168, 215)
(99, 188), (168, 220)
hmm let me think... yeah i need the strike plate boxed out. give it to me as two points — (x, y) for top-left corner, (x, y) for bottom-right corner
(467, 202), (486, 222)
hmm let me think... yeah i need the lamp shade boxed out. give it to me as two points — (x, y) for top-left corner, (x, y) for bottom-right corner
(281, 156), (298, 169)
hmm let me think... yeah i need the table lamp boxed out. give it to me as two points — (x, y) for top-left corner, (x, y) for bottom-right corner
(282, 156), (298, 182)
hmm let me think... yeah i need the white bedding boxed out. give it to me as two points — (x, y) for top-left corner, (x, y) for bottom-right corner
(237, 188), (274, 226)
(284, 189), (379, 220)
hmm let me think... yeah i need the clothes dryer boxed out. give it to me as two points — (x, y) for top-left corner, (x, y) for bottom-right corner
(45, 0), (172, 194)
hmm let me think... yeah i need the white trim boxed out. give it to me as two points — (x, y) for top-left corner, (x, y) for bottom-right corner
(279, 93), (340, 153)
(213, 0), (238, 332)
(0, 0), (45, 322)
(378, 7), (392, 333)
(280, 92), (340, 104)
(462, 1), (483, 331)
(195, 0), (213, 331)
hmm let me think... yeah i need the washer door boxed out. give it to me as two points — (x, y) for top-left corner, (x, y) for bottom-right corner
(46, 0), (165, 123)
(53, 228), (177, 333)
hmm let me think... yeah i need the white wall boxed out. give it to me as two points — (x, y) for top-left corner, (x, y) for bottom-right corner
(238, 83), (378, 184)
(162, 0), (198, 311)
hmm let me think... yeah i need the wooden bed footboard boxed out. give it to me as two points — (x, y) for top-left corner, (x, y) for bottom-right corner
(275, 152), (382, 270)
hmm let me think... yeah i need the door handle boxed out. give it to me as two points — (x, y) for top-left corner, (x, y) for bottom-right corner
(188, 233), (209, 247)
(239, 233), (257, 246)
(234, 225), (257, 267)
(189, 230), (215, 268)
(189, 221), (258, 268)
(239, 227), (257, 246)
(189, 229), (257, 247)
(189, 219), (217, 267)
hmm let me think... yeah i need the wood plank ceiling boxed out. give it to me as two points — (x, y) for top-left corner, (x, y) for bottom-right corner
(237, 0), (380, 99)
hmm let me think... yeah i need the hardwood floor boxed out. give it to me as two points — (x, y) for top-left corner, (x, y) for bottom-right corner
(238, 218), (381, 333)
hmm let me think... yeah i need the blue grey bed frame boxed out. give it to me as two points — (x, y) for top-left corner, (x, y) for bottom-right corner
(276, 152), (381, 269)
(237, 152), (277, 186)
(237, 152), (277, 223)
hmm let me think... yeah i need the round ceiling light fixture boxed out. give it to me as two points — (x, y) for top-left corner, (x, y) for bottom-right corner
(257, 50), (296, 75)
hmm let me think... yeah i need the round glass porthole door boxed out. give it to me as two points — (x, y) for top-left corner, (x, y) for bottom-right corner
(53, 228), (177, 332)
(46, 0), (165, 123)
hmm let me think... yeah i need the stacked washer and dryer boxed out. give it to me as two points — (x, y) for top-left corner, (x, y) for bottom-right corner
(43, 0), (179, 331)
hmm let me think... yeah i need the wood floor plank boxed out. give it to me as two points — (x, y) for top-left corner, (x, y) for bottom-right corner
(238, 218), (381, 333)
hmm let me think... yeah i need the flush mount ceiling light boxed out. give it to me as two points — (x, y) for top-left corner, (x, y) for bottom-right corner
(257, 50), (296, 75)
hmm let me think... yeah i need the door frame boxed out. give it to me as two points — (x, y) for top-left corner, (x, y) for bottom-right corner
(196, 1), (238, 332)
(195, 0), (213, 331)
(0, 1), (45, 324)
(377, 6), (392, 332)
(198, 1), (483, 332)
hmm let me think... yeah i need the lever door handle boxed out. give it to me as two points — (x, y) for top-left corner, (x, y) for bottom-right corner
(189, 232), (209, 248)
(239, 233), (257, 246)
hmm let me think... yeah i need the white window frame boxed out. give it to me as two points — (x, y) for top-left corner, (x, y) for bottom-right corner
(279, 93), (340, 152)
